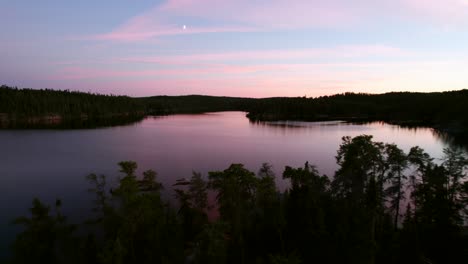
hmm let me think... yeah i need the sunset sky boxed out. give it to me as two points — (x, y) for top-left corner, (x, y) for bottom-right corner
(2, 0), (468, 97)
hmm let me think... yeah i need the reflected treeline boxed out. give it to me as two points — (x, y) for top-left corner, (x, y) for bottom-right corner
(3, 86), (468, 138)
(246, 90), (468, 143)
(252, 119), (468, 149)
(0, 115), (145, 129)
(432, 130), (468, 150)
(246, 90), (468, 124)
(0, 85), (254, 129)
(9, 135), (468, 264)
(248, 120), (350, 136)
(251, 119), (347, 128)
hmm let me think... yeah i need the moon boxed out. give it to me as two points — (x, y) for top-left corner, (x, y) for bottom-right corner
(183, 25), (187, 30)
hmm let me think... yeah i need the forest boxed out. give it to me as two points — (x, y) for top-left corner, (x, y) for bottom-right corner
(0, 85), (257, 128)
(0, 85), (146, 128)
(8, 135), (468, 264)
(137, 95), (255, 115)
(247, 90), (468, 131)
(1, 85), (467, 135)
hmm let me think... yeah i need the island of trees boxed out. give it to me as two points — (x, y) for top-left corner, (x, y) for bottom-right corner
(8, 135), (468, 264)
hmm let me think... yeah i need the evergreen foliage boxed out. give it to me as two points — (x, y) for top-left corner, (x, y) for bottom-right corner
(2, 85), (468, 140)
(9, 135), (468, 263)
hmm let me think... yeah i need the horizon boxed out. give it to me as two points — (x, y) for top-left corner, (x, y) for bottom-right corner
(3, 84), (467, 99)
(2, 0), (468, 97)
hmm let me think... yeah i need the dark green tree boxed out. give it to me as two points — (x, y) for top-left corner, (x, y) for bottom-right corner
(283, 162), (331, 262)
(11, 198), (76, 264)
(86, 161), (183, 264)
(384, 144), (409, 228)
(173, 172), (209, 243)
(208, 164), (258, 264)
(331, 135), (389, 264)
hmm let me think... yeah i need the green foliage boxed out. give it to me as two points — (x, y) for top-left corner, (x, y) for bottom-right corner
(282, 162), (331, 263)
(332, 135), (385, 202)
(253, 163), (285, 260)
(208, 164), (257, 224)
(247, 90), (468, 125)
(9, 136), (468, 263)
(10, 198), (77, 264)
(385, 144), (409, 228)
(3, 85), (468, 143)
(192, 222), (229, 264)
(138, 94), (255, 115)
(85, 161), (183, 264)
(0, 85), (145, 128)
(208, 164), (258, 263)
(173, 172), (209, 243)
(188, 172), (209, 212)
(256, 163), (278, 212)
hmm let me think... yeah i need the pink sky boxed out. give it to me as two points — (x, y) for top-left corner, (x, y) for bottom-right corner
(2, 0), (468, 97)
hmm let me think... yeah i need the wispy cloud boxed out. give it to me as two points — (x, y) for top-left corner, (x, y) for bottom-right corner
(401, 0), (468, 25)
(41, 59), (467, 97)
(90, 0), (358, 42)
(94, 25), (256, 42)
(120, 45), (410, 64)
(48, 44), (412, 81)
(87, 0), (468, 42)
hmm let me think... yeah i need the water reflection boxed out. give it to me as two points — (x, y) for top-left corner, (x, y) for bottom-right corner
(0, 111), (459, 258)
(432, 130), (468, 150)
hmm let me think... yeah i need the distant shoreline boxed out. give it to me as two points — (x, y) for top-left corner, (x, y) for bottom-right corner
(1, 86), (467, 145)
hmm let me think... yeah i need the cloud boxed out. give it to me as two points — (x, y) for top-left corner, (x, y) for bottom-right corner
(48, 44), (411, 82)
(88, 0), (468, 42)
(44, 49), (468, 97)
(120, 45), (410, 64)
(49, 42), (459, 87)
(90, 0), (358, 42)
(401, 0), (468, 24)
(159, 0), (355, 28)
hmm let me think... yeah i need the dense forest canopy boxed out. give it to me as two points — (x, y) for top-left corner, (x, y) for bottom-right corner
(137, 95), (255, 115)
(247, 90), (468, 124)
(0, 86), (256, 128)
(0, 85), (254, 117)
(8, 135), (468, 264)
(0, 86), (146, 128)
(1, 85), (467, 135)
(0, 85), (144, 117)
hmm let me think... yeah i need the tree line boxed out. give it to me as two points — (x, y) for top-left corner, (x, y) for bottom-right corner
(0, 85), (146, 128)
(8, 135), (468, 264)
(2, 85), (468, 135)
(0, 86), (145, 117)
(137, 95), (254, 115)
(247, 90), (468, 126)
(0, 86), (256, 128)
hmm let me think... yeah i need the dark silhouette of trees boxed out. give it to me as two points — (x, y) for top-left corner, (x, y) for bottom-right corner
(173, 172), (209, 245)
(0, 85), (145, 128)
(2, 85), (468, 142)
(208, 164), (258, 263)
(282, 162), (331, 262)
(9, 135), (468, 263)
(83, 161), (183, 264)
(247, 90), (468, 125)
(0, 85), (253, 128)
(385, 144), (409, 229)
(10, 199), (77, 264)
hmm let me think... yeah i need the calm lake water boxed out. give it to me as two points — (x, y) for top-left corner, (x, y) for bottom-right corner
(0, 111), (453, 257)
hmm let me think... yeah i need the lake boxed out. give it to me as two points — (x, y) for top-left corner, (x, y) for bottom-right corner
(0, 111), (454, 257)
